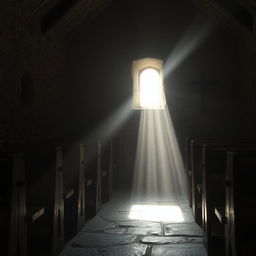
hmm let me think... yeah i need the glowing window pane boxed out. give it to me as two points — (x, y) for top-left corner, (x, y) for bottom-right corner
(139, 68), (161, 108)
(129, 205), (184, 222)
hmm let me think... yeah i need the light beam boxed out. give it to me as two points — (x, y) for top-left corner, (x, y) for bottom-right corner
(164, 16), (216, 78)
(132, 107), (188, 200)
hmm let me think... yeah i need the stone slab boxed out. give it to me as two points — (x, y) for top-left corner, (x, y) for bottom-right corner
(103, 228), (126, 235)
(140, 236), (203, 244)
(102, 243), (148, 256)
(70, 232), (137, 248)
(151, 244), (207, 256)
(126, 227), (162, 236)
(164, 223), (203, 236)
(59, 194), (204, 256)
(140, 236), (187, 244)
(59, 244), (148, 256)
(117, 220), (161, 229)
(81, 215), (116, 232)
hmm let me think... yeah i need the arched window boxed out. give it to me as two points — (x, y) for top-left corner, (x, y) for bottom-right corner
(139, 68), (161, 108)
(132, 58), (165, 109)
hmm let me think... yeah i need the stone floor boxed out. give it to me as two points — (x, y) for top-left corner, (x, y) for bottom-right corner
(59, 193), (207, 256)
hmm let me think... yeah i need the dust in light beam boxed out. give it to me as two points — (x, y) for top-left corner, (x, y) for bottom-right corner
(132, 107), (188, 199)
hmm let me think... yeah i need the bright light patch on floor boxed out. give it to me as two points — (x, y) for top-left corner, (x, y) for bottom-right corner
(129, 205), (184, 222)
(140, 68), (162, 108)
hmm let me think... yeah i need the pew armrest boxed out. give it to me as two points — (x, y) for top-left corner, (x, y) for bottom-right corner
(63, 188), (74, 200)
(27, 207), (45, 223)
(214, 206), (225, 224)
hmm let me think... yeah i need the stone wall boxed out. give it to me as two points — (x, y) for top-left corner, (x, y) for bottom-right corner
(0, 1), (65, 144)
(238, 38), (256, 139)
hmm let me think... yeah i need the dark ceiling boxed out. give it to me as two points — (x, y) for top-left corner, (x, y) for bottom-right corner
(20, 0), (256, 39)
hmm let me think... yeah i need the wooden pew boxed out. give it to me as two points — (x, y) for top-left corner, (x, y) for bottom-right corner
(23, 146), (64, 256)
(24, 140), (106, 238)
(189, 140), (254, 228)
(23, 142), (88, 241)
(2, 139), (114, 254)
(190, 139), (228, 226)
(201, 144), (227, 256)
(85, 139), (113, 216)
(108, 140), (113, 200)
(190, 140), (205, 227)
(96, 142), (102, 214)
(225, 151), (256, 256)
(201, 145), (256, 256)
(190, 140), (203, 226)
(24, 141), (87, 239)
(76, 144), (86, 231)
(0, 152), (46, 256)
(101, 140), (113, 203)
(22, 141), (88, 237)
(62, 144), (86, 241)
(185, 137), (192, 207)
(0, 153), (27, 256)
(85, 141), (102, 217)
(187, 139), (218, 225)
